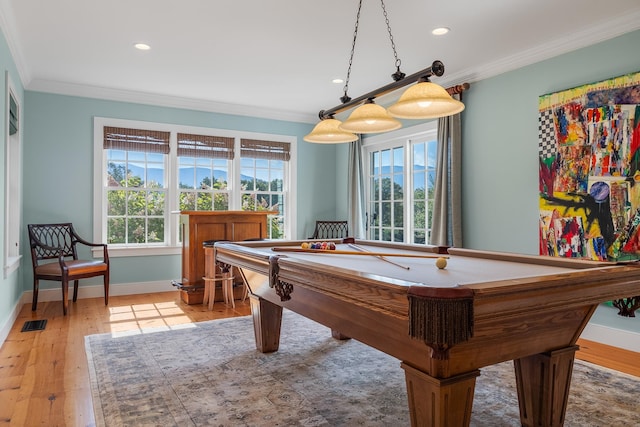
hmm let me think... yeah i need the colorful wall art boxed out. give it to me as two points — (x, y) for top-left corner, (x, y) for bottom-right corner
(539, 71), (640, 261)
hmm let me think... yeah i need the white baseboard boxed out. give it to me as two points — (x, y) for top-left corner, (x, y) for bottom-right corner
(20, 280), (176, 306)
(0, 298), (23, 349)
(581, 323), (640, 353)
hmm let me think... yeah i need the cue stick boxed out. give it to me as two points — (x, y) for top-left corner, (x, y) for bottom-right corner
(270, 247), (449, 259)
(347, 243), (410, 270)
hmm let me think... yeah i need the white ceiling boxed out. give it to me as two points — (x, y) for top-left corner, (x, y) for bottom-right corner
(1, 0), (640, 124)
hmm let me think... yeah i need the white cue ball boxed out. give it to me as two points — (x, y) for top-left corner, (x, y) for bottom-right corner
(435, 257), (447, 269)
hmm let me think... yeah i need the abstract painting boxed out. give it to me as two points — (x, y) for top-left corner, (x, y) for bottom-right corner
(539, 71), (640, 261)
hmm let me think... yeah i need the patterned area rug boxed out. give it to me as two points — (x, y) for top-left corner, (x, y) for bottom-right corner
(85, 312), (640, 426)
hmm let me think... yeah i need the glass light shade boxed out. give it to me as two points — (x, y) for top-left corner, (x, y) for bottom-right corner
(387, 81), (465, 119)
(303, 118), (358, 143)
(339, 102), (402, 134)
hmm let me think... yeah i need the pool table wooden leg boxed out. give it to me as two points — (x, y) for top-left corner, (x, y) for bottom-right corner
(249, 294), (283, 353)
(401, 362), (479, 427)
(514, 346), (578, 427)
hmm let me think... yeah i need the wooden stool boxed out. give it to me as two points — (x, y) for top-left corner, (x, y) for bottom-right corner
(205, 239), (253, 309)
(203, 240), (229, 310)
(202, 276), (216, 310)
(221, 270), (237, 308)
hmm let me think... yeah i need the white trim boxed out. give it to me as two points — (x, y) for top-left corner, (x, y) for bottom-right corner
(0, 295), (22, 348)
(364, 121), (438, 147)
(0, 0), (30, 86)
(92, 245), (181, 258)
(286, 137), (298, 239)
(21, 280), (176, 305)
(581, 323), (640, 353)
(31, 79), (316, 124)
(3, 255), (20, 276)
(422, 11), (640, 89)
(4, 71), (21, 278)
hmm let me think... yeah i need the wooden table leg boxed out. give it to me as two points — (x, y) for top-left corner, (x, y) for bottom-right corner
(401, 362), (479, 427)
(249, 295), (283, 353)
(514, 346), (578, 427)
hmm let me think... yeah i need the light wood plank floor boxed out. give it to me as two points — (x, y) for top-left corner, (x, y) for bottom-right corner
(0, 292), (637, 426)
(0, 292), (250, 427)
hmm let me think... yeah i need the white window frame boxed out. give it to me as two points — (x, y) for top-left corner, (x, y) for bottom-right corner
(362, 121), (438, 243)
(93, 117), (296, 257)
(4, 72), (21, 277)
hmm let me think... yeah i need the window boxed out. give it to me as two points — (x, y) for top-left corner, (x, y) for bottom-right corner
(363, 122), (437, 244)
(104, 126), (170, 245)
(177, 133), (233, 212)
(94, 118), (296, 256)
(4, 72), (21, 277)
(239, 139), (289, 239)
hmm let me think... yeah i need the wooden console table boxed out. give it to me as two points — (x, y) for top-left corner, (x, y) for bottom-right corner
(180, 211), (273, 289)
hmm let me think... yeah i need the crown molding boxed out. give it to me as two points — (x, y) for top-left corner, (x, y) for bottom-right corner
(26, 78), (318, 124)
(0, 0), (30, 87)
(442, 10), (640, 88)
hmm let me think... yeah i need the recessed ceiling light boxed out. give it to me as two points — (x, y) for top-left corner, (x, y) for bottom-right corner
(332, 78), (344, 84)
(432, 27), (450, 36)
(134, 43), (151, 50)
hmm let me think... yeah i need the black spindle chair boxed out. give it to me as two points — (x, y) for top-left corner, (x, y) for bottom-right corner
(309, 220), (349, 239)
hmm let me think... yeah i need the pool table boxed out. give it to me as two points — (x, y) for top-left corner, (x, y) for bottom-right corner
(214, 239), (640, 427)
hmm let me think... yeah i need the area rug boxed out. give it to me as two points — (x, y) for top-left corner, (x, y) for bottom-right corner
(85, 312), (640, 427)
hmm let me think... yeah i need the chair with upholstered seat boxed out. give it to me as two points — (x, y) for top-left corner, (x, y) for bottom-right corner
(309, 220), (349, 239)
(28, 223), (110, 315)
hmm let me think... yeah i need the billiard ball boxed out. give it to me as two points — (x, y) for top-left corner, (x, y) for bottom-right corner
(435, 257), (447, 269)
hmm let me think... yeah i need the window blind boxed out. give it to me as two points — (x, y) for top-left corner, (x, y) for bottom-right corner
(241, 139), (291, 161)
(9, 94), (18, 135)
(103, 126), (170, 154)
(177, 133), (235, 159)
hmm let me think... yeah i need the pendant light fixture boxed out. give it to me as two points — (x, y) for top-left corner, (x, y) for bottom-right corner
(340, 99), (401, 134)
(303, 118), (358, 143)
(387, 78), (465, 119)
(304, 0), (465, 144)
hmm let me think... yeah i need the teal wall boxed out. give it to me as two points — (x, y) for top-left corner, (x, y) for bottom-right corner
(0, 28), (24, 334)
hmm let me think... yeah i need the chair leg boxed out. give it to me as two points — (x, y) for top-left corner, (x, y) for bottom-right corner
(32, 279), (40, 311)
(104, 272), (109, 306)
(62, 280), (69, 315)
(72, 280), (79, 302)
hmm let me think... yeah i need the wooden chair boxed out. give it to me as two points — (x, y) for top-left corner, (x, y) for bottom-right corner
(309, 220), (349, 239)
(28, 223), (110, 315)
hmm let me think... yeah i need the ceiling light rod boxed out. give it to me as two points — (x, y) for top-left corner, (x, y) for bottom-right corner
(319, 60), (445, 120)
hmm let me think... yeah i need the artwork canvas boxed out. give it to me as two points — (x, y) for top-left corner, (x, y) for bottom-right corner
(539, 71), (640, 261)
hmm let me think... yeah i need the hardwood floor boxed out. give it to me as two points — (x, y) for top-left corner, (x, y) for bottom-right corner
(576, 338), (640, 377)
(0, 292), (637, 426)
(0, 292), (250, 427)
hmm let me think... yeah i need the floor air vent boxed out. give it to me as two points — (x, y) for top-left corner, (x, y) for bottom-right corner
(21, 319), (47, 332)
